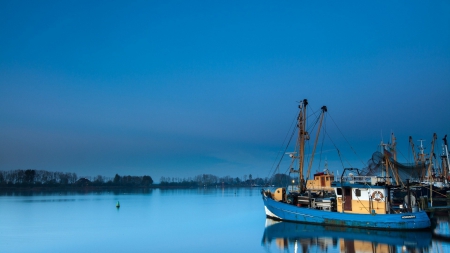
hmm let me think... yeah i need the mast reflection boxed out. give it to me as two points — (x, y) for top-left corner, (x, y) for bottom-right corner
(261, 219), (432, 253)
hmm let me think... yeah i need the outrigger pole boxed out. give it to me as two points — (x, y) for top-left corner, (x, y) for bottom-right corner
(306, 106), (327, 182)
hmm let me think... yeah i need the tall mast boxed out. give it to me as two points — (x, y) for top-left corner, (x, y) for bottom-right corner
(306, 106), (327, 181)
(427, 134), (437, 180)
(381, 141), (388, 179)
(391, 133), (400, 185)
(428, 133), (437, 207)
(409, 136), (417, 166)
(443, 135), (450, 182)
(298, 99), (308, 192)
(418, 139), (427, 179)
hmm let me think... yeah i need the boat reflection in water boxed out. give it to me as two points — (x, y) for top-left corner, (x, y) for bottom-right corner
(261, 219), (432, 253)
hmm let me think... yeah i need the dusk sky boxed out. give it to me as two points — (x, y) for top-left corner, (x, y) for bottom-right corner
(1, 1), (449, 182)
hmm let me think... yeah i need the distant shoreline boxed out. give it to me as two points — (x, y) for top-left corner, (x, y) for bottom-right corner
(0, 184), (263, 193)
(0, 169), (282, 192)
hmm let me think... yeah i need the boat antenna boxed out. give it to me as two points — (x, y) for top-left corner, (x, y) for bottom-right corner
(324, 157), (329, 174)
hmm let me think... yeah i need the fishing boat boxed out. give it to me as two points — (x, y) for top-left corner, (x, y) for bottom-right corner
(381, 133), (450, 207)
(261, 99), (431, 230)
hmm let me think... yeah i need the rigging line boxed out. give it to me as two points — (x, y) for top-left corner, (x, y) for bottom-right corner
(303, 105), (322, 179)
(389, 161), (404, 187)
(432, 188), (447, 198)
(322, 126), (352, 169)
(353, 189), (370, 213)
(267, 109), (298, 180)
(317, 117), (327, 172)
(280, 160), (297, 189)
(306, 106), (322, 134)
(396, 148), (409, 164)
(303, 103), (318, 135)
(343, 154), (354, 168)
(268, 122), (297, 186)
(407, 143), (412, 164)
(337, 148), (346, 170)
(327, 111), (367, 167)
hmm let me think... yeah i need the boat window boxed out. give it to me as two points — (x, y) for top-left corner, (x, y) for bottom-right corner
(336, 188), (342, 196)
(355, 189), (361, 197)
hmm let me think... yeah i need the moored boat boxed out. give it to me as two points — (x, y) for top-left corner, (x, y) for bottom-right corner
(261, 99), (431, 230)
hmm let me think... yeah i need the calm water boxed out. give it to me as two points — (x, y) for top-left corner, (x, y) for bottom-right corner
(0, 188), (449, 253)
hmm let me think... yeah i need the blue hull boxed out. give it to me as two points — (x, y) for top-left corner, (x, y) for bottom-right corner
(262, 191), (431, 230)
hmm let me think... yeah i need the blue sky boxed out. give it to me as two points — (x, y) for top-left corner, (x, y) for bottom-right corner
(1, 1), (449, 182)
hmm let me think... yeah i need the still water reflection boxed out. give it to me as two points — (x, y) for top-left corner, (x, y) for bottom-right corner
(262, 218), (442, 252)
(0, 188), (449, 252)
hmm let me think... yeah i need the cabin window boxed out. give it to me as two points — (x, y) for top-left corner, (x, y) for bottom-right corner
(355, 189), (361, 197)
(326, 177), (329, 181)
(336, 188), (342, 196)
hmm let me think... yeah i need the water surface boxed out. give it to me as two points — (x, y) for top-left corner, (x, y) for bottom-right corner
(0, 188), (449, 252)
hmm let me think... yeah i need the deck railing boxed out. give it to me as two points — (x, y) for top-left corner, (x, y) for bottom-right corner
(339, 175), (381, 185)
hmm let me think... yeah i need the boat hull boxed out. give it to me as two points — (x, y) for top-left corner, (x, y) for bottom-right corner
(262, 190), (430, 230)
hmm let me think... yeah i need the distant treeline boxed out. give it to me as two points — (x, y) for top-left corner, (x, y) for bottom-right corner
(0, 169), (294, 190)
(0, 169), (153, 188)
(159, 173), (293, 187)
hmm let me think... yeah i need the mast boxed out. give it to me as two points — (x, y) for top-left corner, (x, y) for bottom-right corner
(418, 139), (427, 179)
(409, 136), (417, 166)
(442, 135), (450, 182)
(428, 134), (436, 207)
(306, 106), (327, 181)
(427, 134), (437, 181)
(298, 99), (308, 192)
(391, 133), (400, 185)
(380, 141), (388, 180)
